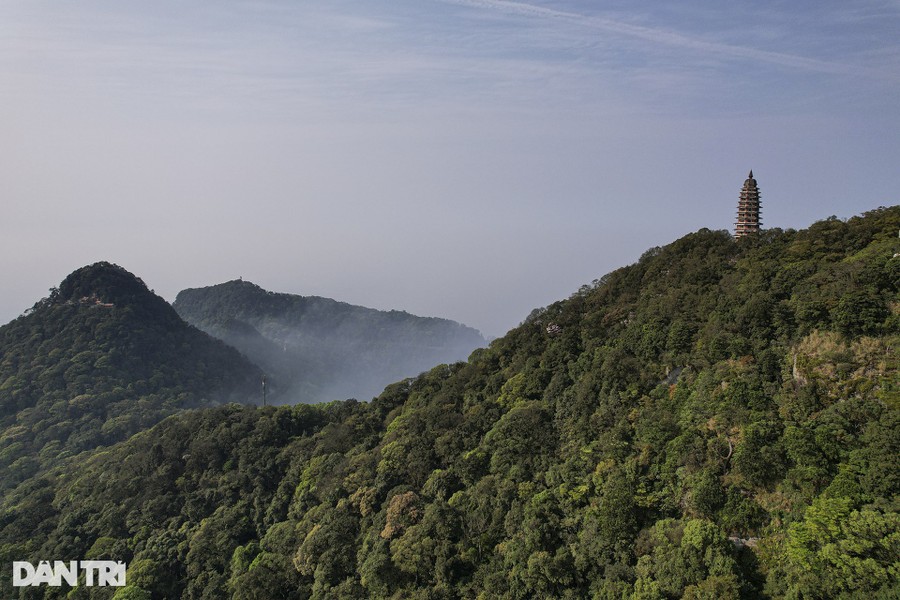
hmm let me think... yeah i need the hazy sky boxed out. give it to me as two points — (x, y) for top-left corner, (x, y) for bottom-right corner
(2, 1), (898, 337)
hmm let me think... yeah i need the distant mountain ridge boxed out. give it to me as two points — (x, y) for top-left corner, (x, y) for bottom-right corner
(173, 279), (486, 404)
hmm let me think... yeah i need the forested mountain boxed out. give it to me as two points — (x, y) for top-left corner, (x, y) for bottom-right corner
(1, 208), (898, 599)
(0, 263), (261, 493)
(173, 280), (486, 404)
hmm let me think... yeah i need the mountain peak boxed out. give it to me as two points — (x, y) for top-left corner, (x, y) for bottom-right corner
(174, 280), (486, 404)
(55, 262), (148, 304)
(40, 262), (179, 325)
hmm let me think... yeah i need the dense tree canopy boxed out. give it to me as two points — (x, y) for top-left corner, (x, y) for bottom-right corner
(0, 263), (261, 493)
(1, 207), (898, 598)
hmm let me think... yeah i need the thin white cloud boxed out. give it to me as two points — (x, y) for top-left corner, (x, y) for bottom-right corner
(0, 1), (607, 120)
(440, 0), (899, 81)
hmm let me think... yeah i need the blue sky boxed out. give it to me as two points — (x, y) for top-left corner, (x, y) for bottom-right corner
(2, 0), (898, 337)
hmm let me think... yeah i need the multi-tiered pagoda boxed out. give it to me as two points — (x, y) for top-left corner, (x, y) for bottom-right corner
(734, 170), (761, 238)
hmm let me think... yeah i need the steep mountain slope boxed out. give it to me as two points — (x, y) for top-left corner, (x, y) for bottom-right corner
(173, 280), (486, 404)
(0, 262), (262, 491)
(1, 208), (898, 599)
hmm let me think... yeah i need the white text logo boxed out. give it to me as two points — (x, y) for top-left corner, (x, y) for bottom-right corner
(12, 561), (126, 587)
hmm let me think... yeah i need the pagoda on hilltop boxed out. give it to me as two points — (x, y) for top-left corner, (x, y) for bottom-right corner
(734, 170), (762, 238)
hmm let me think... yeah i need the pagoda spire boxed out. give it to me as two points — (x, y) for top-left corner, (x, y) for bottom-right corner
(734, 170), (761, 238)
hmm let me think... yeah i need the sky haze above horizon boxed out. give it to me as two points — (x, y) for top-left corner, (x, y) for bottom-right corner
(2, 0), (899, 337)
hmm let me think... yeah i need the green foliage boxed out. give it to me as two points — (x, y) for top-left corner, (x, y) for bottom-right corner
(782, 497), (899, 597)
(1, 207), (898, 598)
(111, 587), (152, 600)
(633, 518), (741, 598)
(0, 263), (261, 496)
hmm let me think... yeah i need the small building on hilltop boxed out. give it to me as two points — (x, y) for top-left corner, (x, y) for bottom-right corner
(734, 170), (762, 238)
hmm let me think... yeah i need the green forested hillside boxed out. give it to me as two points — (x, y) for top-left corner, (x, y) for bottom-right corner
(173, 280), (485, 404)
(0, 263), (262, 492)
(1, 209), (898, 599)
